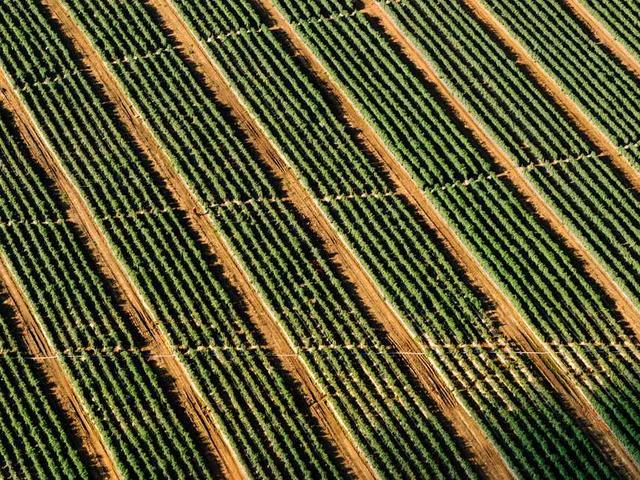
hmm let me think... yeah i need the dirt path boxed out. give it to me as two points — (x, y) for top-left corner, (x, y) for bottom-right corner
(0, 257), (119, 479)
(1, 71), (236, 480)
(256, 0), (639, 476)
(565, 0), (640, 79)
(153, 0), (518, 476)
(45, 0), (378, 477)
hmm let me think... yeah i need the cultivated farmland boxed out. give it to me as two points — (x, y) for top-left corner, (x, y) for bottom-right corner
(0, 0), (639, 478)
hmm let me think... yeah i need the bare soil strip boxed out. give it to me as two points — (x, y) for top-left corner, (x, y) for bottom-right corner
(257, 0), (639, 475)
(2, 5), (244, 478)
(0, 257), (119, 479)
(565, 0), (640, 79)
(154, 0), (518, 476)
(45, 0), (377, 477)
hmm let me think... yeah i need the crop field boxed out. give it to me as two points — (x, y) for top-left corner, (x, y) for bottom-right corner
(0, 0), (639, 478)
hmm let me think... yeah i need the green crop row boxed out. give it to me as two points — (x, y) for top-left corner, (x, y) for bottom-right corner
(0, 87), (213, 478)
(381, 0), (640, 461)
(477, 0), (640, 160)
(0, 294), (89, 479)
(577, 0), (640, 61)
(170, 0), (619, 477)
(0, 1), (341, 478)
(58, 0), (487, 477)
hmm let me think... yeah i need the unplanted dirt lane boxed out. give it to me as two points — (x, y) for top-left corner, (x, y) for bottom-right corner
(463, 0), (640, 195)
(135, 0), (513, 476)
(374, 0), (640, 342)
(364, 1), (640, 475)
